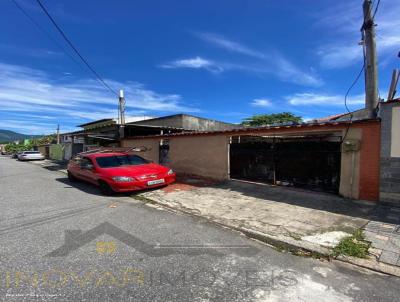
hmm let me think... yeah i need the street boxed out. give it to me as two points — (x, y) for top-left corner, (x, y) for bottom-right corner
(0, 156), (399, 301)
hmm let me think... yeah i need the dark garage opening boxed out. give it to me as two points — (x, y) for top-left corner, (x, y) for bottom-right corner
(229, 135), (342, 193)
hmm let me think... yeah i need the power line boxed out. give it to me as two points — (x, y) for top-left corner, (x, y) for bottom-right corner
(35, 0), (118, 97)
(372, 0), (381, 18)
(341, 62), (365, 144)
(11, 0), (119, 95)
(11, 0), (84, 71)
(344, 65), (365, 115)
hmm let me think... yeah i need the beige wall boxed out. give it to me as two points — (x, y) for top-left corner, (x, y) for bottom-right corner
(169, 135), (229, 180)
(391, 107), (400, 157)
(37, 145), (47, 157)
(122, 135), (229, 180)
(339, 128), (361, 199)
(121, 138), (160, 163)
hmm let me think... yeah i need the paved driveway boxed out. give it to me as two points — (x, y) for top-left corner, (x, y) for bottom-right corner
(0, 156), (400, 301)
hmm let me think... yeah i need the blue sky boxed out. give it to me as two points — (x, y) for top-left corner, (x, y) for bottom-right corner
(0, 0), (399, 134)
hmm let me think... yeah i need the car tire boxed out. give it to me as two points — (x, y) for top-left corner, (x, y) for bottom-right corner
(67, 171), (77, 182)
(99, 180), (114, 196)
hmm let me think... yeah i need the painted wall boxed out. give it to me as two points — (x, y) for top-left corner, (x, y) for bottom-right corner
(391, 106), (400, 157)
(121, 138), (160, 163)
(63, 143), (72, 161)
(49, 144), (63, 161)
(339, 128), (362, 199)
(358, 122), (381, 201)
(168, 135), (229, 179)
(132, 114), (238, 131)
(379, 101), (400, 205)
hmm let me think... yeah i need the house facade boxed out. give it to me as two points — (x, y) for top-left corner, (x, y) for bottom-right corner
(122, 118), (381, 202)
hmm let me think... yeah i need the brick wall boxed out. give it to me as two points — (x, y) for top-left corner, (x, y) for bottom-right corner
(358, 122), (381, 201)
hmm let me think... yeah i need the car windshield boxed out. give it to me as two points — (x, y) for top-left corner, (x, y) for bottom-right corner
(95, 155), (149, 168)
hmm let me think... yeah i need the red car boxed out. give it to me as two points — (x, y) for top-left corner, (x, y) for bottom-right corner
(67, 152), (176, 195)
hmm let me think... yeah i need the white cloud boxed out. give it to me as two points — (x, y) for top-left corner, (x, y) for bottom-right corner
(196, 33), (322, 85)
(317, 45), (363, 69)
(0, 119), (63, 134)
(251, 99), (272, 107)
(286, 92), (365, 106)
(160, 56), (223, 73)
(316, 1), (400, 69)
(196, 32), (266, 59)
(161, 33), (322, 86)
(272, 54), (322, 86)
(0, 62), (198, 118)
(0, 62), (200, 134)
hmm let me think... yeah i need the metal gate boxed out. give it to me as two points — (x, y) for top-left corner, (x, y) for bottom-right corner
(229, 135), (341, 193)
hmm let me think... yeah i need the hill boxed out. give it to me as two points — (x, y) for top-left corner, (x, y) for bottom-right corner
(0, 129), (42, 143)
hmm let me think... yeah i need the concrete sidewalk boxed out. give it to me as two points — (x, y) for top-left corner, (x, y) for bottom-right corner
(137, 178), (400, 276)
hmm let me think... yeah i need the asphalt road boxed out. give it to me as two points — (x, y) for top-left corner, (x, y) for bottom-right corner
(0, 156), (399, 301)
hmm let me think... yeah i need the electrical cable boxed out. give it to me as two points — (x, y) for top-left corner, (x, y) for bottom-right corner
(11, 0), (86, 72)
(35, 0), (118, 97)
(372, 0), (381, 18)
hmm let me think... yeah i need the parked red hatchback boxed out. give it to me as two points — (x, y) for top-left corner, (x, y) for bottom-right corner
(67, 152), (176, 195)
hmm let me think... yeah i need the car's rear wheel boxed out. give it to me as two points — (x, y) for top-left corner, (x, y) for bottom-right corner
(98, 180), (114, 196)
(67, 171), (77, 182)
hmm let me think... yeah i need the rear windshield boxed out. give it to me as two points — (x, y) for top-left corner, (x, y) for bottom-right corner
(24, 151), (40, 154)
(95, 155), (149, 168)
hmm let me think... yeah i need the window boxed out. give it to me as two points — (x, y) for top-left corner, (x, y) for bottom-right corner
(80, 158), (93, 168)
(95, 155), (148, 168)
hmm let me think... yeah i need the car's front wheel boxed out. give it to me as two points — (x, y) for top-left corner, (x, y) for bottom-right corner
(98, 180), (114, 196)
(67, 171), (77, 182)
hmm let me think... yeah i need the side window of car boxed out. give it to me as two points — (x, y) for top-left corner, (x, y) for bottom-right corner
(80, 158), (89, 167)
(80, 158), (94, 169)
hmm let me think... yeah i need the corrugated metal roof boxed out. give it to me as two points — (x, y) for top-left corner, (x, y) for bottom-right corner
(77, 118), (115, 128)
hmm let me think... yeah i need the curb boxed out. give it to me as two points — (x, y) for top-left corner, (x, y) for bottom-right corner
(136, 194), (400, 277)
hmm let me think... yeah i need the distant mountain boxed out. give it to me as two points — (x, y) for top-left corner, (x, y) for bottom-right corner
(0, 130), (42, 143)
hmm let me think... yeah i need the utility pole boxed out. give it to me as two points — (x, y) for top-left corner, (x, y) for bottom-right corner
(56, 124), (60, 144)
(362, 0), (379, 118)
(119, 89), (125, 125)
(118, 89), (126, 140)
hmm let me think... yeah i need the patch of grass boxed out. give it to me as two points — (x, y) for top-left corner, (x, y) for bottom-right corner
(273, 243), (287, 253)
(333, 229), (370, 258)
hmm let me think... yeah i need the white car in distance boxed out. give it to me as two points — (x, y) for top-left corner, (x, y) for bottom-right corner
(17, 151), (45, 161)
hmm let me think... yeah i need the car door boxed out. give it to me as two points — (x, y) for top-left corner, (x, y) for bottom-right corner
(78, 157), (98, 185)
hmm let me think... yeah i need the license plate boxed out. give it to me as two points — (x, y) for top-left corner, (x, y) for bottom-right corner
(147, 179), (165, 186)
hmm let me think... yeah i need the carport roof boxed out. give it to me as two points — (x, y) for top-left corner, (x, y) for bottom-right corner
(124, 118), (380, 139)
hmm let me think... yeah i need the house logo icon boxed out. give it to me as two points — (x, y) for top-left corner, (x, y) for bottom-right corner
(47, 222), (259, 257)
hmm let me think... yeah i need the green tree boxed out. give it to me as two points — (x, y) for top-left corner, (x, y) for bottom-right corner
(5, 143), (31, 153)
(32, 134), (56, 146)
(241, 112), (303, 126)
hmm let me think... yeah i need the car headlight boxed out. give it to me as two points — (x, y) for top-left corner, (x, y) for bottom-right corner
(112, 176), (134, 182)
(167, 169), (174, 175)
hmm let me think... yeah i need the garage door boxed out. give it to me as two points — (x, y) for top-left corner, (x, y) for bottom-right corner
(229, 135), (341, 193)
